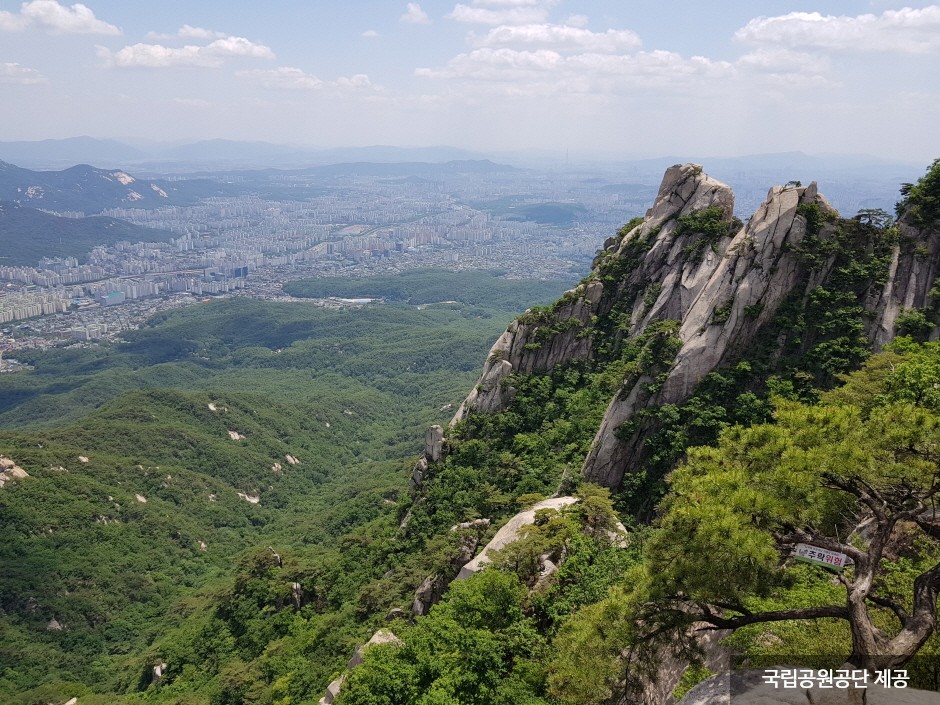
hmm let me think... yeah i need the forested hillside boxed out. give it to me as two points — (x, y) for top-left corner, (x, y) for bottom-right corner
(4, 159), (940, 705)
(0, 274), (573, 705)
(337, 159), (940, 705)
(0, 201), (175, 265)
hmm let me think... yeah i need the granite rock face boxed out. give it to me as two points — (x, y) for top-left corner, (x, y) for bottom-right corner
(452, 164), (734, 424)
(451, 280), (603, 423)
(438, 163), (940, 493)
(456, 496), (579, 580)
(867, 217), (940, 349)
(583, 180), (833, 487)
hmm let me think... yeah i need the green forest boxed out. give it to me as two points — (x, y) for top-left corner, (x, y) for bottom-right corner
(0, 273), (572, 705)
(3, 159), (940, 705)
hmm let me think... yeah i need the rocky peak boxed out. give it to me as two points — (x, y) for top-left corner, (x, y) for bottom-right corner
(583, 179), (834, 488)
(421, 162), (940, 497)
(451, 164), (735, 426)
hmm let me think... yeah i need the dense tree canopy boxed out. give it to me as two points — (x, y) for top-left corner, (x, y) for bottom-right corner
(551, 340), (940, 703)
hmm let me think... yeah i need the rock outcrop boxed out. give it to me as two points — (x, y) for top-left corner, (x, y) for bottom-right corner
(439, 162), (940, 493)
(411, 574), (447, 617)
(456, 496), (579, 580)
(411, 518), (491, 615)
(867, 217), (940, 349)
(583, 180), (833, 487)
(451, 279), (604, 423)
(409, 425), (446, 492)
(0, 456), (28, 488)
(319, 630), (403, 705)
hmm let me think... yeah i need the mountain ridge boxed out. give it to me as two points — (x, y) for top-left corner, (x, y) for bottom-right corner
(418, 161), (939, 500)
(0, 160), (240, 213)
(0, 200), (176, 265)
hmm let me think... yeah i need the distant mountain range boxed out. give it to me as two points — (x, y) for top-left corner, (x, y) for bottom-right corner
(0, 137), (491, 171)
(0, 160), (240, 213)
(0, 137), (925, 177)
(0, 201), (176, 266)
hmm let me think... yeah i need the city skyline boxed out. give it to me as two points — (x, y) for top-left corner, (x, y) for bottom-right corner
(0, 1), (938, 161)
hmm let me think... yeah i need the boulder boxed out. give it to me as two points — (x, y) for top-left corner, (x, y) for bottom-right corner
(152, 662), (168, 684)
(456, 497), (579, 580)
(411, 575), (446, 616)
(0, 456), (28, 488)
(319, 675), (345, 705)
(347, 629), (403, 669)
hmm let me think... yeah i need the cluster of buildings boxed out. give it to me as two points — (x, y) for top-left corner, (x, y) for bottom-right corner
(1, 167), (654, 348)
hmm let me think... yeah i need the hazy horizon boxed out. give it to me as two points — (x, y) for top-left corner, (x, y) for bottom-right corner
(1, 1), (939, 162)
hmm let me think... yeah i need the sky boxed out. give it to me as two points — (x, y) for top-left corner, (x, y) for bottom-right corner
(0, 0), (938, 162)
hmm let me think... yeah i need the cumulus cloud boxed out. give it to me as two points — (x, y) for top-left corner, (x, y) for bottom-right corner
(473, 24), (641, 53)
(362, 29), (380, 38)
(473, 0), (554, 6)
(565, 14), (589, 29)
(735, 5), (940, 54)
(421, 3), (850, 101)
(99, 36), (275, 68)
(737, 47), (828, 74)
(0, 61), (46, 84)
(238, 66), (373, 91)
(146, 24), (227, 41)
(0, 0), (120, 35)
(417, 46), (733, 90)
(449, 4), (548, 25)
(415, 39), (837, 99)
(178, 24), (225, 40)
(400, 3), (431, 24)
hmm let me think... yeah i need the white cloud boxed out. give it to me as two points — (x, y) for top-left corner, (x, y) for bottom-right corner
(208, 36), (275, 58)
(473, 0), (553, 6)
(99, 36), (275, 68)
(240, 66), (323, 89)
(737, 48), (829, 74)
(178, 24), (225, 40)
(735, 5), (940, 54)
(238, 66), (374, 91)
(421, 7), (849, 101)
(474, 24), (641, 53)
(0, 0), (120, 35)
(448, 4), (548, 25)
(335, 74), (373, 88)
(147, 24), (226, 41)
(362, 29), (380, 38)
(0, 62), (46, 84)
(419, 44), (826, 99)
(401, 3), (431, 25)
(565, 14), (589, 29)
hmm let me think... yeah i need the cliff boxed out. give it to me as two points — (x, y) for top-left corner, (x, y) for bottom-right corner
(425, 163), (940, 494)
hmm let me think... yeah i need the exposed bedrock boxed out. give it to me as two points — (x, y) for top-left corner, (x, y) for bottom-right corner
(436, 162), (940, 493)
(583, 180), (832, 488)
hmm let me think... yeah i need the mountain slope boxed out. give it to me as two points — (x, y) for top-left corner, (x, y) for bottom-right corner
(0, 160), (240, 213)
(0, 201), (176, 264)
(438, 162), (938, 498)
(0, 276), (575, 705)
(334, 161), (940, 704)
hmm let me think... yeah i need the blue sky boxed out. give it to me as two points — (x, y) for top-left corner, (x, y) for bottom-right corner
(1, 0), (938, 161)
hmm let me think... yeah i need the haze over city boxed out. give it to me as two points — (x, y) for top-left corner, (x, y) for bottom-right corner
(1, 0), (939, 161)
